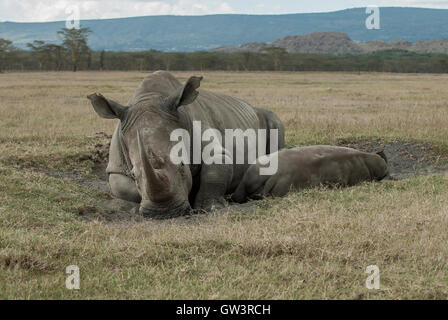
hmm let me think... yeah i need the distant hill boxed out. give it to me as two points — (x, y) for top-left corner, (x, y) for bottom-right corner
(212, 31), (448, 55)
(273, 32), (364, 55)
(1, 7), (448, 52)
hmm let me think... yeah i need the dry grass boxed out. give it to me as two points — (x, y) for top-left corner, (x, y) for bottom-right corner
(1, 71), (448, 299)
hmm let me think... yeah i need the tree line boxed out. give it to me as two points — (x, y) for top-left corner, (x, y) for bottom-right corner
(1, 28), (448, 73)
(0, 27), (91, 72)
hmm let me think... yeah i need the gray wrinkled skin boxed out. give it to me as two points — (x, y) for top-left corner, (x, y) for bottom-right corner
(88, 71), (285, 218)
(232, 145), (389, 203)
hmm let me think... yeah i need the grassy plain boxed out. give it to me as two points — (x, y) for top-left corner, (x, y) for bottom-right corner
(0, 71), (448, 299)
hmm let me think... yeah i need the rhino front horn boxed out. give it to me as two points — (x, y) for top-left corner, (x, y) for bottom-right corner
(137, 130), (172, 202)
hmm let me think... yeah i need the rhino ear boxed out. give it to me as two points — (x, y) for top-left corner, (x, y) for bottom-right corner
(162, 76), (202, 115)
(87, 93), (128, 120)
(376, 150), (388, 163)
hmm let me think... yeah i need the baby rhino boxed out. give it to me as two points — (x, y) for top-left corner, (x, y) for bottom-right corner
(232, 145), (389, 203)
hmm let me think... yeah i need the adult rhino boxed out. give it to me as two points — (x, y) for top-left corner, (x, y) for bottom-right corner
(88, 71), (285, 218)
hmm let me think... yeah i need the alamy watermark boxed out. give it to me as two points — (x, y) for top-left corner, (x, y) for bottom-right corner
(169, 121), (279, 175)
(366, 6), (380, 30)
(66, 265), (80, 290)
(65, 5), (80, 29)
(365, 265), (380, 290)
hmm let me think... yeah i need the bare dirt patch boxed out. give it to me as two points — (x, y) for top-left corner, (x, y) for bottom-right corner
(0, 248), (56, 273)
(337, 138), (447, 180)
(42, 136), (111, 192)
(40, 138), (447, 222)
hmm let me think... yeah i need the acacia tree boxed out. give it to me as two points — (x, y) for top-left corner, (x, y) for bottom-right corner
(45, 44), (64, 70)
(162, 52), (174, 71)
(240, 51), (252, 71)
(99, 50), (105, 70)
(27, 40), (46, 70)
(27, 40), (65, 70)
(263, 47), (287, 71)
(0, 39), (16, 72)
(57, 27), (91, 71)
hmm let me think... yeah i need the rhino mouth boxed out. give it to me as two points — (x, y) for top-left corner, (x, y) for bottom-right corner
(139, 201), (191, 219)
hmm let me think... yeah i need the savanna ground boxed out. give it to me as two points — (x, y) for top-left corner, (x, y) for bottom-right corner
(1, 71), (448, 299)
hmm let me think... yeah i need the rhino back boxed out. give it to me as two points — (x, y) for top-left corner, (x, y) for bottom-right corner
(181, 90), (259, 131)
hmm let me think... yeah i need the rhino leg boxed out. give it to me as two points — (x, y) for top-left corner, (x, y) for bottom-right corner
(262, 176), (291, 198)
(193, 163), (233, 211)
(109, 173), (141, 203)
(231, 165), (269, 203)
(270, 178), (292, 197)
(231, 179), (248, 203)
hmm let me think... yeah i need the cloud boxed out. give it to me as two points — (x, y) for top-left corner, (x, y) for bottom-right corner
(0, 0), (234, 22)
(2, 0), (448, 22)
(378, 0), (448, 8)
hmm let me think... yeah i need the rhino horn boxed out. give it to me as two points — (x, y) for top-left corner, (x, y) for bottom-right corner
(137, 130), (172, 202)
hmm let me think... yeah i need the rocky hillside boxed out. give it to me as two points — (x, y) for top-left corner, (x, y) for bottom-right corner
(273, 32), (363, 55)
(211, 32), (448, 55)
(212, 42), (271, 53)
(359, 40), (413, 52)
(412, 39), (448, 54)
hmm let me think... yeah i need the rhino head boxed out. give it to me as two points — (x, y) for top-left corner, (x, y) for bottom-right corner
(87, 76), (202, 218)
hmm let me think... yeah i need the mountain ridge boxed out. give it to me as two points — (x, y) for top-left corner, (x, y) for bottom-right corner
(1, 7), (448, 52)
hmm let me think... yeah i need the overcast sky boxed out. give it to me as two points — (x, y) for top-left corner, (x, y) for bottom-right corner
(1, 0), (448, 22)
